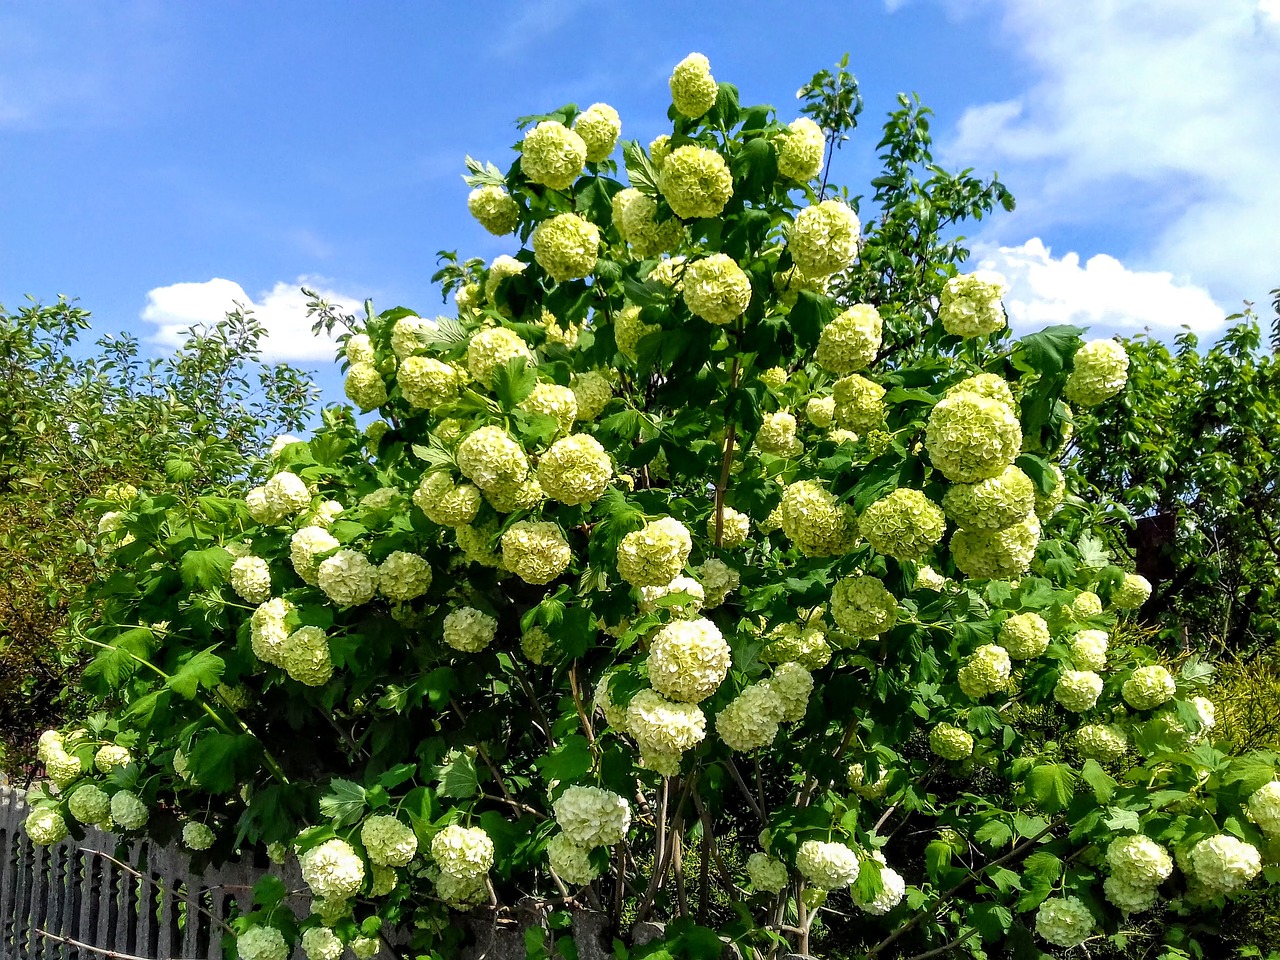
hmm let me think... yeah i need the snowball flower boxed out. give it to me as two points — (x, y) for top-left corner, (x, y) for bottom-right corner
(1076, 723), (1129, 762)
(501, 521), (572, 585)
(831, 576), (899, 640)
(765, 662), (814, 722)
(36, 730), (63, 763)
(853, 862), (907, 916)
(942, 465), (1036, 532)
(230, 555), (273, 603)
(483, 255), (527, 306)
(756, 411), (803, 458)
(466, 327), (534, 388)
(389, 315), (438, 359)
(779, 479), (857, 557)
(859, 488), (946, 561)
(1066, 339), (1130, 407)
(776, 117), (825, 181)
(998, 612), (1051, 660)
(626, 688), (706, 758)
(554, 786), (632, 848)
(291, 526), (339, 585)
(615, 187), (684, 258)
(1034, 896), (1094, 948)
(1112, 573), (1152, 610)
(763, 622), (831, 671)
(521, 121), (587, 190)
(345, 362), (388, 411)
(613, 305), (660, 363)
(521, 625), (554, 665)
(1188, 834), (1262, 896)
(950, 516), (1041, 580)
(533, 213), (601, 282)
(938, 271), (1008, 338)
(300, 838), (365, 901)
(317, 548), (378, 607)
(456, 425), (530, 492)
(443, 607), (498, 653)
(1107, 835), (1173, 887)
(925, 392), (1022, 483)
(746, 852), (789, 893)
(379, 551), (433, 602)
(648, 618), (732, 702)
(301, 927), (343, 960)
(1122, 665), (1177, 710)
(816, 304), (882, 374)
(250, 597), (295, 664)
(538, 433), (613, 505)
(110, 790), (149, 830)
(682, 253), (751, 325)
(351, 939), (380, 960)
(263, 471), (312, 518)
(468, 184), (520, 236)
(929, 723), (974, 760)
(833, 374), (886, 432)
(46, 747), (85, 787)
(1104, 875), (1160, 915)
(847, 763), (891, 800)
(431, 824), (495, 880)
(658, 145), (734, 219)
(280, 625), (333, 686)
(68, 784), (111, 825)
(788, 200), (861, 278)
(520, 382), (578, 435)
(1071, 591), (1104, 619)
(957, 644), (1012, 699)
(716, 683), (785, 752)
(547, 833), (600, 885)
(700, 507), (749, 549)
(571, 371), (613, 421)
(183, 821), (215, 851)
(617, 517), (692, 587)
(697, 558), (740, 609)
(805, 396), (836, 428)
(669, 52), (718, 118)
(238, 927), (289, 960)
(796, 840), (860, 890)
(414, 472), (482, 527)
(345, 333), (375, 366)
(1248, 781), (1280, 837)
(25, 807), (68, 846)
(574, 102), (621, 161)
(948, 373), (1015, 408)
(1070, 630), (1110, 672)
(361, 814), (419, 867)
(399, 356), (462, 410)
(95, 743), (132, 773)
(1054, 670), (1104, 712)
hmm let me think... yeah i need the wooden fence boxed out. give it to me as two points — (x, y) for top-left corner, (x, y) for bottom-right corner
(0, 782), (265, 960)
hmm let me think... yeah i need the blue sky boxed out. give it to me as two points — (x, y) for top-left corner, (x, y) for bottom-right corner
(2, 0), (1278, 401)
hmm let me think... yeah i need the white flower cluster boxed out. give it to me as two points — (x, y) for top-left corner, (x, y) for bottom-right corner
(625, 688), (706, 773)
(796, 839), (860, 890)
(300, 838), (366, 901)
(431, 824), (495, 908)
(1187, 834), (1262, 897)
(1034, 896), (1094, 948)
(361, 815), (419, 867)
(246, 472), (312, 525)
(1104, 835), (1172, 915)
(554, 786), (631, 847)
(648, 618), (731, 703)
(957, 643), (1012, 699)
(617, 517), (692, 587)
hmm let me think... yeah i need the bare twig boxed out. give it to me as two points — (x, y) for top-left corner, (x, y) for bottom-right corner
(35, 930), (195, 960)
(724, 758), (767, 824)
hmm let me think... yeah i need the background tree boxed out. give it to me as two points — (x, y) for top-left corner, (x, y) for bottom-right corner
(0, 298), (318, 768)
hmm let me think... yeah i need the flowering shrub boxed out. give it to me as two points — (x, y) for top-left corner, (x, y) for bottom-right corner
(22, 53), (1280, 960)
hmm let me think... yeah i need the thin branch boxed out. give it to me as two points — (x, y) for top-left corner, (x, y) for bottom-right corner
(724, 758), (767, 824)
(35, 930), (195, 960)
(80, 848), (235, 935)
(900, 927), (979, 960)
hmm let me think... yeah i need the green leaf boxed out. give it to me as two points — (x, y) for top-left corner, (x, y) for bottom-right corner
(187, 733), (252, 794)
(732, 137), (778, 200)
(535, 735), (594, 785)
(1076, 531), (1110, 569)
(319, 778), (368, 827)
(575, 176), (624, 226)
(1017, 851), (1062, 910)
(622, 140), (661, 197)
(1014, 325), (1085, 377)
(974, 818), (1013, 849)
(788, 290), (837, 352)
(462, 155), (507, 188)
(967, 902), (1013, 941)
(179, 546), (232, 589)
(491, 355), (538, 408)
(1025, 763), (1076, 813)
(1080, 759), (1116, 803)
(1104, 806), (1142, 832)
(434, 749), (479, 798)
(167, 647), (225, 700)
(252, 874), (287, 909)
(377, 763), (419, 790)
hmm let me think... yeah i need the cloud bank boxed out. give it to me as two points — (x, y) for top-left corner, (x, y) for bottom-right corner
(141, 277), (363, 362)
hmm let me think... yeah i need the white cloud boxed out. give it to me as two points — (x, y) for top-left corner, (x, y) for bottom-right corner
(944, 0), (1280, 314)
(975, 238), (1225, 337)
(141, 276), (363, 362)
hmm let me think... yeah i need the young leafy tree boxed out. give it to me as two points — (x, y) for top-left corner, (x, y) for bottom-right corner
(0, 299), (317, 767)
(20, 55), (1280, 960)
(1071, 307), (1280, 654)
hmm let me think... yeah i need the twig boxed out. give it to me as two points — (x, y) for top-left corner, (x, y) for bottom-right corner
(568, 662), (599, 753)
(900, 927), (979, 960)
(724, 758), (767, 824)
(449, 698), (517, 808)
(80, 848), (236, 935)
(35, 930), (195, 960)
(510, 661), (557, 750)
